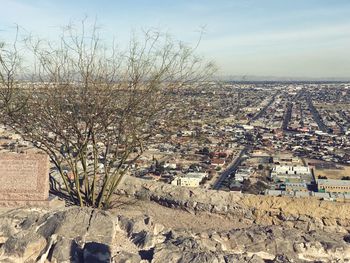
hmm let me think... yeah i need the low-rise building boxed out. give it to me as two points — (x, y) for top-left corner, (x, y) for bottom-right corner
(318, 179), (350, 194)
(271, 165), (312, 183)
(211, 158), (226, 167)
(235, 167), (253, 182)
(272, 165), (310, 175)
(171, 172), (207, 187)
(285, 182), (308, 192)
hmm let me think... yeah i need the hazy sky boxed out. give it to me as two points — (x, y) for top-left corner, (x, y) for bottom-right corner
(1, 0), (350, 79)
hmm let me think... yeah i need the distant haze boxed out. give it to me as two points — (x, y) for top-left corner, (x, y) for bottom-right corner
(0, 0), (350, 80)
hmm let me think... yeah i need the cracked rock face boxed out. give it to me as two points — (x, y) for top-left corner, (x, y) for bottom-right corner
(0, 207), (115, 263)
(0, 205), (348, 263)
(118, 177), (350, 229)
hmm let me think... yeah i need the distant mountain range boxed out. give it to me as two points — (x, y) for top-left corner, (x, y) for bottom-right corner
(215, 75), (350, 82)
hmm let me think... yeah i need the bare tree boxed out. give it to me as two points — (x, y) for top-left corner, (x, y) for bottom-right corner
(6, 22), (215, 208)
(0, 27), (26, 115)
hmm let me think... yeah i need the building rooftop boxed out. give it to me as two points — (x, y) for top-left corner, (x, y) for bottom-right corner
(318, 179), (350, 186)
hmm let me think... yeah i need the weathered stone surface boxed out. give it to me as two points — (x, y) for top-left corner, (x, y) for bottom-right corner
(112, 251), (142, 263)
(85, 210), (115, 245)
(0, 176), (349, 262)
(1, 231), (47, 262)
(0, 205), (347, 262)
(0, 153), (49, 201)
(49, 236), (82, 263)
(0, 207), (115, 263)
(118, 176), (350, 229)
(224, 254), (265, 263)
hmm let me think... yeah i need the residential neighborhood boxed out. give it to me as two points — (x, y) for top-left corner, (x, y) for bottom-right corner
(123, 82), (350, 200)
(1, 82), (349, 201)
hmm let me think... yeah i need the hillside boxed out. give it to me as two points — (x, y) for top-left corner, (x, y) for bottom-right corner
(0, 177), (349, 262)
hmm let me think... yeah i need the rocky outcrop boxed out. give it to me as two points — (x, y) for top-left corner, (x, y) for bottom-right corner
(118, 176), (350, 229)
(0, 206), (349, 262)
(0, 176), (349, 262)
(151, 225), (350, 262)
(0, 207), (115, 263)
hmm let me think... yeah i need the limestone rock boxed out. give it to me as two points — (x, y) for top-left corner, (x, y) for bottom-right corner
(113, 251), (142, 263)
(48, 236), (83, 263)
(0, 207), (116, 263)
(0, 176), (348, 263)
(1, 231), (47, 262)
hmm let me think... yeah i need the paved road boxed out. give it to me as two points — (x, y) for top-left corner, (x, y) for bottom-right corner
(305, 92), (328, 133)
(282, 102), (292, 131)
(249, 94), (277, 124)
(212, 146), (249, 190)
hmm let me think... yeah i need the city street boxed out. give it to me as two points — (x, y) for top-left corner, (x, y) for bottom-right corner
(212, 146), (250, 190)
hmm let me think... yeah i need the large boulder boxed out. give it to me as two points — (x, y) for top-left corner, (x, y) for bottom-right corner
(0, 207), (115, 263)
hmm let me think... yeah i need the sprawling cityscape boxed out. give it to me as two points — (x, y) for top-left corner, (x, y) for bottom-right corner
(131, 82), (350, 200)
(1, 1), (350, 261)
(2, 81), (349, 202)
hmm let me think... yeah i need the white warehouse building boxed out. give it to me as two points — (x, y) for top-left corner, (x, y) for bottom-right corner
(272, 165), (311, 176)
(171, 172), (207, 187)
(271, 165), (312, 183)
